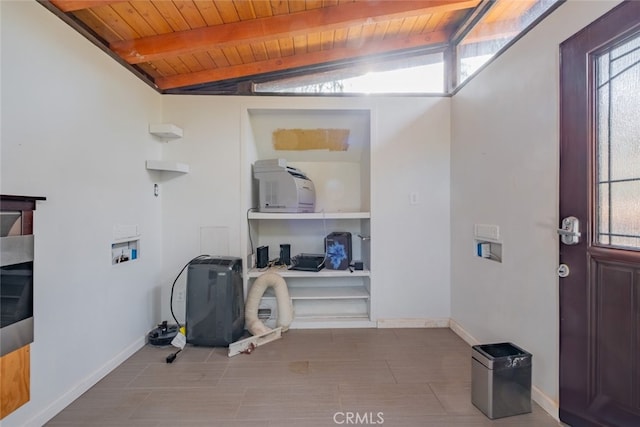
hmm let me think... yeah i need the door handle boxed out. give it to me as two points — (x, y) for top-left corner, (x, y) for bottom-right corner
(558, 216), (581, 245)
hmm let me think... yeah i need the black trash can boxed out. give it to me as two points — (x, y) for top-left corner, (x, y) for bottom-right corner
(471, 342), (532, 419)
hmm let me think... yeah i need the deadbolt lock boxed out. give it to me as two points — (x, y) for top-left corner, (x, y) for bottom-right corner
(558, 264), (570, 278)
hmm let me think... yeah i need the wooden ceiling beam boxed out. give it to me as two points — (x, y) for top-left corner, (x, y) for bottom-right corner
(155, 31), (449, 90)
(112, 0), (479, 64)
(49, 0), (128, 12)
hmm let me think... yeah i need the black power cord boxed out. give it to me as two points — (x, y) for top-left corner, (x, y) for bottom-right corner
(166, 349), (182, 363)
(169, 254), (210, 328)
(166, 254), (210, 364)
(247, 207), (257, 257)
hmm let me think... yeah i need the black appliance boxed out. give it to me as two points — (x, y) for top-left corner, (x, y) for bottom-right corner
(1, 209), (35, 357)
(185, 257), (244, 346)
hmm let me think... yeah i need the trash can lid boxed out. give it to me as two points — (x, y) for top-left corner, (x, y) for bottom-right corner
(472, 342), (532, 370)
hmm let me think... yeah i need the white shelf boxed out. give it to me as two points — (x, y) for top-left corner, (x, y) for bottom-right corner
(248, 211), (370, 220)
(145, 160), (190, 173)
(246, 210), (371, 326)
(262, 285), (369, 300)
(293, 313), (370, 320)
(291, 286), (369, 300)
(247, 267), (370, 278)
(149, 123), (183, 139)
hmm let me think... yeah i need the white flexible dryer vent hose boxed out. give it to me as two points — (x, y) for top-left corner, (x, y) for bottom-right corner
(245, 272), (293, 336)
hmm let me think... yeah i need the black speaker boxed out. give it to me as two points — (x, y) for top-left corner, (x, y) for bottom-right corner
(324, 232), (352, 270)
(257, 246), (269, 268)
(279, 244), (291, 265)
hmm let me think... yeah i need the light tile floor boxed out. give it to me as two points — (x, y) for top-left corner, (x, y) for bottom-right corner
(46, 328), (562, 426)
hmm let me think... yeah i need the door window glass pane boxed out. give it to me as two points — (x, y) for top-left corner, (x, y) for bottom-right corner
(595, 33), (640, 249)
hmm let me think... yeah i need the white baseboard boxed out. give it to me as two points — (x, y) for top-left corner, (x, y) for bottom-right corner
(377, 318), (450, 328)
(448, 318), (559, 421)
(532, 385), (559, 420)
(448, 318), (479, 346)
(26, 336), (146, 427)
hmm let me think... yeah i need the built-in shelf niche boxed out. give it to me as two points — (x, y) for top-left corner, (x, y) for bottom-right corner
(246, 107), (371, 213)
(241, 106), (374, 328)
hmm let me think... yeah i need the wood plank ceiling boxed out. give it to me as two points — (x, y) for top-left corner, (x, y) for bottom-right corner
(39, 0), (520, 94)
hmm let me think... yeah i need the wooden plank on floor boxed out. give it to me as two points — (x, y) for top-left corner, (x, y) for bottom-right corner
(228, 328), (283, 357)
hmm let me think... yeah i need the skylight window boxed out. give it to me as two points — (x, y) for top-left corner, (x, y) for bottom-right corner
(456, 0), (560, 84)
(255, 52), (445, 95)
(254, 0), (562, 95)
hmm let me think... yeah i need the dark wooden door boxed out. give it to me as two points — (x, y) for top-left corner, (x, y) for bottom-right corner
(559, 2), (640, 426)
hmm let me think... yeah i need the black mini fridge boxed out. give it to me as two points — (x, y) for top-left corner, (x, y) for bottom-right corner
(185, 256), (244, 346)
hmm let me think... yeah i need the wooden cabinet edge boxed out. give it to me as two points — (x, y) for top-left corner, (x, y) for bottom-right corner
(0, 345), (30, 419)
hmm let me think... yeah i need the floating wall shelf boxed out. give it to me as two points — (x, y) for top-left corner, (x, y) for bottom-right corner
(149, 123), (183, 139)
(248, 212), (370, 220)
(145, 160), (190, 173)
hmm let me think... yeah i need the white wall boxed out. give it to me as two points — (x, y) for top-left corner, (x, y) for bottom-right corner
(450, 0), (621, 416)
(155, 96), (245, 323)
(159, 96), (451, 324)
(0, 4), (451, 422)
(1, 2), (163, 426)
(9, 0), (619, 423)
(371, 97), (451, 322)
